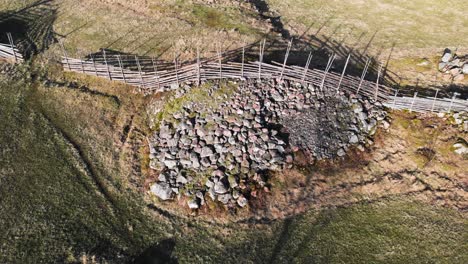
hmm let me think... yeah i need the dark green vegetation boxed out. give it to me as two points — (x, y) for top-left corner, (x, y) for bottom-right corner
(0, 64), (467, 263)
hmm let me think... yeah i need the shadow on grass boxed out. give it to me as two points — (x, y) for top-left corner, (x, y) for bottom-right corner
(0, 0), (57, 58)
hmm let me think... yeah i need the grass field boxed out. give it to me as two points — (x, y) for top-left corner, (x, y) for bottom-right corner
(268, 0), (468, 86)
(1, 63), (467, 263)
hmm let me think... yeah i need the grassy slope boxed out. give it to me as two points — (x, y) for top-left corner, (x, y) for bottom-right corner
(0, 64), (467, 263)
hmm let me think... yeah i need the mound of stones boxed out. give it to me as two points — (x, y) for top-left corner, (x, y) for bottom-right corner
(439, 48), (467, 82)
(148, 79), (386, 209)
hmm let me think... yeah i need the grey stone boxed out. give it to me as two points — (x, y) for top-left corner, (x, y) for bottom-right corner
(163, 159), (178, 169)
(349, 134), (359, 144)
(200, 146), (214, 157)
(150, 182), (173, 200)
(214, 181), (228, 194)
(337, 148), (346, 157)
(441, 50), (452, 63)
(188, 198), (199, 209)
(218, 193), (232, 204)
(176, 175), (188, 184)
(237, 195), (248, 207)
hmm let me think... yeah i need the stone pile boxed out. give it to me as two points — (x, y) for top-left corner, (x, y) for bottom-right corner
(438, 48), (467, 82)
(148, 79), (386, 209)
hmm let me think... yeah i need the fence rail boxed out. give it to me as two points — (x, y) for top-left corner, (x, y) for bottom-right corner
(0, 33), (23, 63)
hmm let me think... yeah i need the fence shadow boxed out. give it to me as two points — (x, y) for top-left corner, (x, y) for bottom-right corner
(0, 0), (57, 58)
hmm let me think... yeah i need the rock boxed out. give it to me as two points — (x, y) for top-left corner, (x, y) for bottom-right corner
(176, 175), (188, 184)
(438, 62), (447, 71)
(463, 64), (468, 74)
(453, 143), (468, 155)
(237, 195), (248, 207)
(349, 134), (359, 144)
(163, 159), (178, 169)
(441, 49), (452, 63)
(337, 148), (346, 157)
(200, 146), (214, 157)
(150, 182), (173, 200)
(214, 181), (228, 194)
(187, 198), (199, 209)
(218, 193), (232, 204)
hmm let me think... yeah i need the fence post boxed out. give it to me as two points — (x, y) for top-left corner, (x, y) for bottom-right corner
(375, 63), (382, 101)
(336, 54), (351, 93)
(60, 40), (71, 71)
(174, 53), (179, 88)
(102, 49), (112, 80)
(135, 55), (145, 90)
(7, 33), (17, 63)
(280, 39), (292, 81)
(431, 89), (439, 113)
(320, 54), (335, 92)
(92, 55), (98, 76)
(241, 45), (245, 79)
(197, 47), (201, 85)
(392, 89), (399, 109)
(151, 56), (160, 90)
(447, 92), (459, 113)
(356, 58), (370, 95)
(117, 55), (126, 84)
(258, 39), (266, 81)
(301, 52), (313, 85)
(409, 92), (418, 113)
(218, 45), (222, 79)
(79, 52), (85, 74)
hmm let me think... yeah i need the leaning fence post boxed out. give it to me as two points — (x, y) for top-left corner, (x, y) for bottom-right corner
(447, 92), (459, 113)
(60, 41), (71, 71)
(320, 54), (335, 92)
(431, 89), (439, 113)
(280, 39), (293, 81)
(356, 58), (370, 95)
(409, 92), (418, 113)
(336, 54), (351, 93)
(302, 52), (313, 84)
(375, 63), (382, 101)
(102, 49), (112, 80)
(7, 33), (17, 63)
(117, 55), (126, 84)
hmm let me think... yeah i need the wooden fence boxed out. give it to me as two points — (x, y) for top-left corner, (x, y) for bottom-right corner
(0, 33), (23, 63)
(60, 47), (467, 114)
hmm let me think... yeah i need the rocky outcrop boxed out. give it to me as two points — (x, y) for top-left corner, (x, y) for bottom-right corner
(148, 79), (387, 208)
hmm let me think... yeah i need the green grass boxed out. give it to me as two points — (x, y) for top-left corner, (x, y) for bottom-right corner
(2, 65), (466, 263)
(265, 199), (467, 264)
